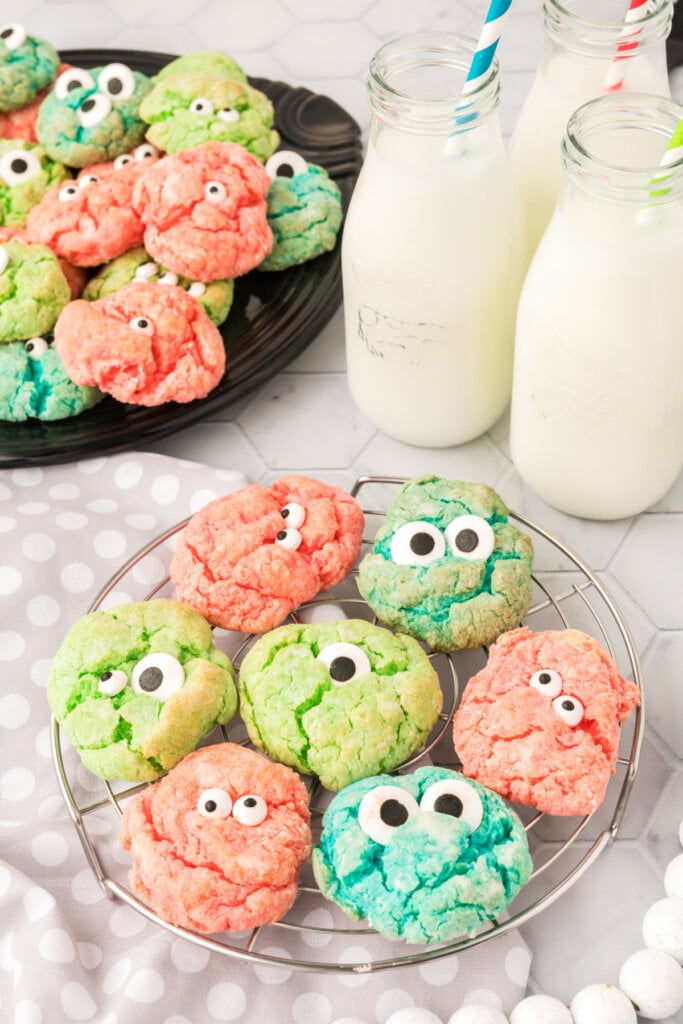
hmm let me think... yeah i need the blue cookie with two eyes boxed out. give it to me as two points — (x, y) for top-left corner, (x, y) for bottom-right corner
(0, 22), (59, 112)
(36, 63), (153, 168)
(0, 335), (102, 421)
(312, 766), (533, 944)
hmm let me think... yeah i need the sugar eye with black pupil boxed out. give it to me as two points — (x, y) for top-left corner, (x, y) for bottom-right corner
(10, 158), (26, 174)
(81, 98), (96, 113)
(138, 666), (162, 691)
(381, 799), (409, 827)
(411, 533), (435, 555)
(277, 530), (286, 541)
(204, 799), (217, 812)
(433, 793), (463, 817)
(328, 657), (355, 683)
(453, 528), (478, 553)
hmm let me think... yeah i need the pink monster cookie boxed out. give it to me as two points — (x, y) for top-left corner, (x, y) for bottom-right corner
(118, 743), (312, 933)
(170, 475), (365, 632)
(53, 280), (225, 406)
(453, 626), (640, 816)
(132, 140), (273, 281)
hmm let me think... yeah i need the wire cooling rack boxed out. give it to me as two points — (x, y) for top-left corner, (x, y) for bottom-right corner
(51, 475), (643, 974)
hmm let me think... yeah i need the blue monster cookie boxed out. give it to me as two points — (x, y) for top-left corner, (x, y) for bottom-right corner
(313, 766), (533, 944)
(0, 336), (102, 421)
(0, 23), (59, 112)
(357, 476), (534, 652)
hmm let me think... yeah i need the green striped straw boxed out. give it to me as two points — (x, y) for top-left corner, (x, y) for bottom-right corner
(649, 117), (683, 198)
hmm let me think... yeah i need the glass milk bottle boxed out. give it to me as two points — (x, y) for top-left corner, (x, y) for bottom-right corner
(510, 93), (683, 521)
(508, 0), (673, 259)
(342, 33), (526, 448)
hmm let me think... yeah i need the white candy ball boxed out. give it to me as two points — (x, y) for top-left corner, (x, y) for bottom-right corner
(509, 994), (573, 1024)
(643, 896), (683, 963)
(447, 1007), (509, 1024)
(570, 983), (637, 1024)
(665, 853), (683, 899)
(619, 948), (683, 1020)
(385, 1010), (443, 1024)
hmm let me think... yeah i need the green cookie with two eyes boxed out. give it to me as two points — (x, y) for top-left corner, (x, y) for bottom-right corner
(357, 476), (534, 653)
(0, 240), (71, 342)
(0, 337), (102, 421)
(237, 618), (443, 792)
(36, 63), (153, 168)
(0, 23), (59, 112)
(0, 140), (71, 227)
(140, 71), (278, 161)
(47, 599), (238, 783)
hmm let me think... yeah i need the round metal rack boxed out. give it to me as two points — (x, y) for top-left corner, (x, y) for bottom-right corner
(51, 475), (643, 974)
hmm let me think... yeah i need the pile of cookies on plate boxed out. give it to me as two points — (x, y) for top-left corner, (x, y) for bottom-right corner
(0, 25), (343, 420)
(47, 474), (640, 945)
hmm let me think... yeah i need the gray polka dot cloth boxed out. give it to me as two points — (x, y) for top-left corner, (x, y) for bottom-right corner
(0, 452), (530, 1024)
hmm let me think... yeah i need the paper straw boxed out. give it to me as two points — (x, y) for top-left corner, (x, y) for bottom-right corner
(647, 117), (683, 199)
(603, 0), (650, 91)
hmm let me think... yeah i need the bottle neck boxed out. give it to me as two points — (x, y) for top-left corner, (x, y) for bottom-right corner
(543, 0), (673, 60)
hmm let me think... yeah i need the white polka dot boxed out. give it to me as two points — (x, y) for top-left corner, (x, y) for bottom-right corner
(27, 595), (61, 626)
(98, 590), (133, 609)
(206, 982), (248, 1021)
(39, 794), (69, 821)
(23, 886), (56, 921)
(190, 488), (218, 512)
(300, 907), (335, 946)
(252, 946), (293, 985)
(30, 658), (51, 687)
(87, 498), (118, 513)
(39, 927), (75, 964)
(164, 1018), (193, 1024)
(1, 766), (35, 801)
(0, 693), (30, 728)
(151, 473), (180, 505)
(505, 945), (532, 986)
(376, 990), (415, 1021)
(71, 869), (106, 905)
(35, 726), (52, 759)
(462, 990), (504, 1010)
(170, 939), (211, 973)
(15, 1001), (42, 1024)
(109, 905), (146, 938)
(78, 457), (107, 474)
(0, 566), (22, 595)
(337, 946), (373, 988)
(114, 461), (143, 489)
(216, 470), (245, 483)
(0, 631), (26, 660)
(56, 512), (88, 530)
(0, 863), (11, 897)
(292, 993), (332, 1024)
(23, 533), (56, 561)
(49, 482), (81, 501)
(78, 942), (103, 969)
(12, 468), (43, 486)
(125, 967), (165, 1003)
(93, 530), (127, 559)
(0, 515), (17, 533)
(60, 980), (96, 1020)
(85, 815), (112, 836)
(61, 563), (96, 594)
(18, 502), (49, 515)
(126, 513), (157, 530)
(0, 483), (11, 499)
(103, 957), (131, 994)
(418, 955), (460, 985)
(31, 830), (68, 866)
(132, 555), (166, 585)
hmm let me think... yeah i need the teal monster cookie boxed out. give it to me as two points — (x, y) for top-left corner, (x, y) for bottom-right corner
(36, 63), (153, 168)
(357, 476), (534, 652)
(0, 23), (59, 112)
(155, 51), (247, 84)
(312, 766), (533, 943)
(0, 140), (71, 227)
(238, 619), (443, 791)
(0, 241), (70, 342)
(259, 150), (343, 271)
(47, 598), (238, 782)
(140, 71), (278, 160)
(0, 336), (102, 421)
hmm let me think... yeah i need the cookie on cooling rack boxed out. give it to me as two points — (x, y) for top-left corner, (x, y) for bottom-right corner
(118, 742), (312, 933)
(169, 475), (365, 633)
(453, 626), (641, 817)
(47, 598), (238, 782)
(313, 765), (532, 944)
(238, 618), (443, 791)
(356, 475), (534, 652)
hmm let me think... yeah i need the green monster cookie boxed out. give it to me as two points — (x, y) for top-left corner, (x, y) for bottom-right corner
(155, 51), (247, 84)
(0, 23), (59, 112)
(36, 63), (153, 168)
(0, 241), (70, 342)
(0, 336), (102, 421)
(357, 476), (534, 652)
(259, 150), (343, 271)
(83, 246), (234, 327)
(238, 618), (443, 792)
(0, 140), (71, 227)
(140, 71), (278, 161)
(47, 598), (238, 782)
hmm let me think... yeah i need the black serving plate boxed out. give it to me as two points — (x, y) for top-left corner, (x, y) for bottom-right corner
(0, 49), (363, 468)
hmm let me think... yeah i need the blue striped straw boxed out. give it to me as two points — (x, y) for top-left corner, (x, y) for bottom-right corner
(463, 0), (513, 95)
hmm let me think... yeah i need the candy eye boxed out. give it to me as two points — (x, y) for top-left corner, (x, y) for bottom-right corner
(128, 316), (154, 335)
(78, 173), (99, 189)
(530, 668), (563, 699)
(0, 247), (7, 274)
(77, 92), (112, 128)
(113, 153), (134, 170)
(134, 143), (159, 161)
(204, 181), (226, 203)
(98, 669), (127, 697)
(24, 337), (49, 359)
(0, 23), (26, 50)
(274, 527), (302, 551)
(133, 262), (158, 281)
(233, 795), (267, 826)
(280, 502), (305, 529)
(265, 150), (308, 180)
(157, 271), (178, 286)
(98, 63), (136, 100)
(131, 653), (185, 701)
(190, 97), (214, 116)
(420, 779), (483, 831)
(55, 67), (95, 100)
(58, 184), (79, 202)
(317, 641), (371, 685)
(187, 281), (206, 298)
(552, 694), (584, 727)
(444, 514), (496, 561)
(358, 785), (419, 846)
(0, 149), (41, 186)
(390, 521), (446, 566)
(217, 107), (240, 124)
(197, 788), (232, 820)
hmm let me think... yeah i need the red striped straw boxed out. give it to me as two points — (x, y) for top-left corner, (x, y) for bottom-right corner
(604, 0), (650, 91)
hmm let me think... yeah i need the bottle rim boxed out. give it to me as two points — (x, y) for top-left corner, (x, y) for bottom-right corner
(543, 0), (673, 58)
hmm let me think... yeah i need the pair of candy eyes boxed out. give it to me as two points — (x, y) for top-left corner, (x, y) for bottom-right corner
(56, 145), (160, 201)
(196, 789), (268, 825)
(134, 262), (207, 298)
(55, 64), (138, 127)
(390, 516), (496, 566)
(359, 779), (484, 846)
(529, 669), (584, 726)
(273, 501), (306, 550)
(97, 652), (184, 700)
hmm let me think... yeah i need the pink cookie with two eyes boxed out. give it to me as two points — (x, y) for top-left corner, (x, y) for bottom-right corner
(118, 743), (312, 933)
(53, 280), (225, 406)
(170, 475), (365, 633)
(452, 626), (640, 816)
(132, 140), (273, 281)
